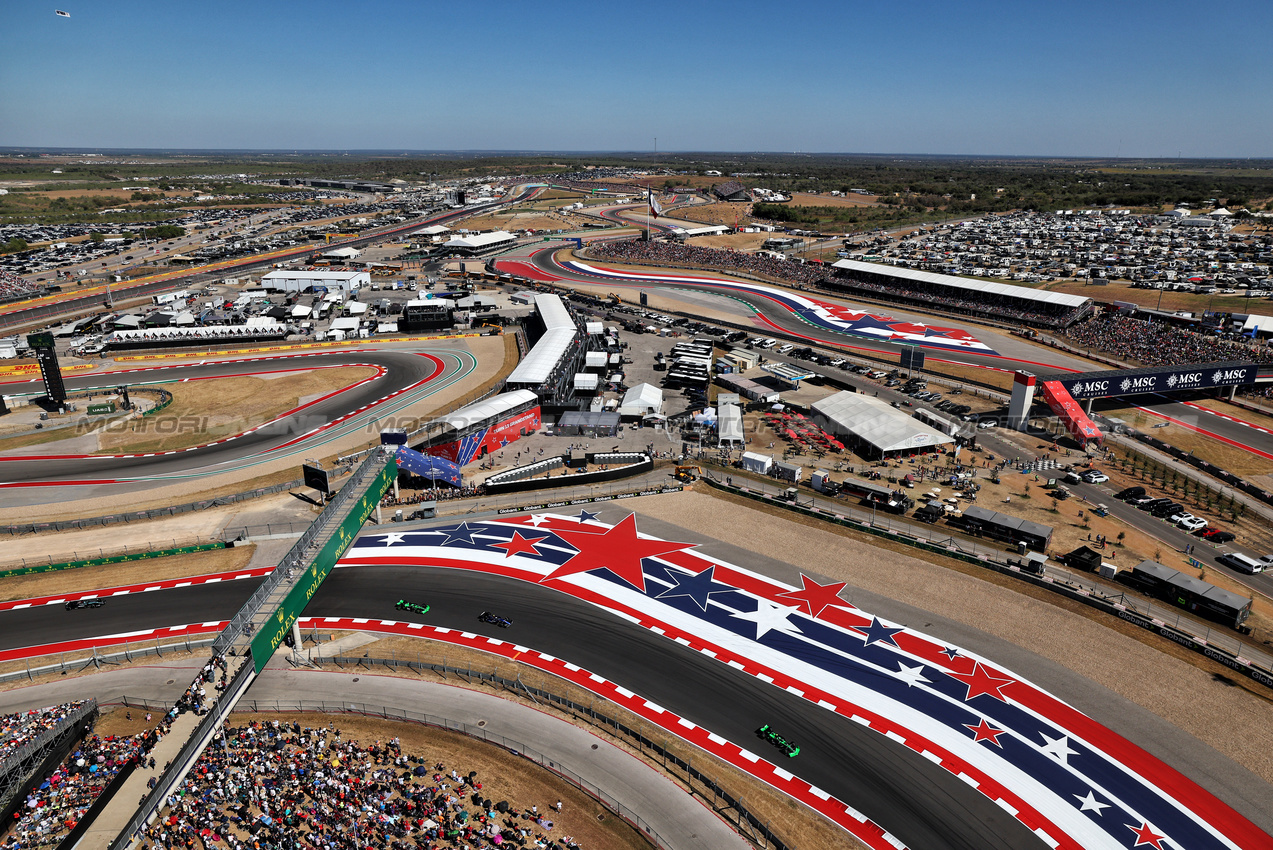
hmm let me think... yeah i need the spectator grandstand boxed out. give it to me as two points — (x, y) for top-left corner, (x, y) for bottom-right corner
(0, 271), (42, 301)
(826, 259), (1093, 328)
(121, 720), (584, 850)
(589, 239), (826, 287)
(1065, 313), (1273, 367)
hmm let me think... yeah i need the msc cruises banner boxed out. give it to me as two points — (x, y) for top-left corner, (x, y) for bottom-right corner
(1059, 364), (1257, 400)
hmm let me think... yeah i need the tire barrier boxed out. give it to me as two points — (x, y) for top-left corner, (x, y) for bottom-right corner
(707, 477), (1273, 691)
(0, 542), (226, 578)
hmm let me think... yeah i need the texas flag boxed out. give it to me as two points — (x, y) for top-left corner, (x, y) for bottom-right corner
(648, 188), (664, 219)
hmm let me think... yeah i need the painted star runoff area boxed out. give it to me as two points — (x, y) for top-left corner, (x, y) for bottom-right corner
(498, 254), (997, 354)
(341, 512), (1265, 850)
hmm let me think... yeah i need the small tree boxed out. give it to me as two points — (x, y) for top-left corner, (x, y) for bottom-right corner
(1117, 531), (1126, 546)
(1051, 497), (1059, 512)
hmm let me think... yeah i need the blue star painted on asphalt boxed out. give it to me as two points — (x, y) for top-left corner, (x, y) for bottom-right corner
(439, 522), (482, 546)
(654, 567), (732, 611)
(859, 617), (905, 648)
(942, 646), (961, 661)
(575, 509), (600, 523)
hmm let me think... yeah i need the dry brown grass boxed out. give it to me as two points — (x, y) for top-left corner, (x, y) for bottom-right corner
(787, 192), (882, 208)
(92, 366), (376, 455)
(0, 545), (256, 602)
(1099, 403), (1273, 478)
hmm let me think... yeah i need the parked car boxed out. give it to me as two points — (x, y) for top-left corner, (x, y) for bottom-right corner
(977, 419), (998, 430)
(1116, 486), (1146, 500)
(65, 599), (105, 610)
(1178, 516), (1208, 532)
(1199, 529), (1236, 544)
(1081, 471), (1109, 484)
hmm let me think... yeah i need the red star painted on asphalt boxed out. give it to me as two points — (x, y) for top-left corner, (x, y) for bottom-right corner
(948, 662), (1015, 702)
(1127, 822), (1167, 849)
(964, 718), (1006, 747)
(774, 574), (850, 618)
(542, 513), (697, 592)
(490, 531), (549, 559)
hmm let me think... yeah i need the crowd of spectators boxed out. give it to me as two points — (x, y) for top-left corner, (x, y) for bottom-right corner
(0, 270), (40, 299)
(135, 720), (583, 850)
(382, 484), (484, 507)
(825, 272), (1090, 328)
(0, 704), (91, 763)
(590, 239), (826, 288)
(2, 730), (152, 849)
(1065, 315), (1273, 367)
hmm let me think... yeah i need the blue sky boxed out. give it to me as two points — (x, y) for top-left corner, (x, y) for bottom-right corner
(3, 0), (1270, 157)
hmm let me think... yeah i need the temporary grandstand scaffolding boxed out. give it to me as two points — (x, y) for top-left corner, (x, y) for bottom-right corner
(0, 700), (98, 818)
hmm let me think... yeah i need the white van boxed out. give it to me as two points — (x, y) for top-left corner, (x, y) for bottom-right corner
(1216, 553), (1265, 574)
(760, 338), (777, 349)
(777, 343), (794, 355)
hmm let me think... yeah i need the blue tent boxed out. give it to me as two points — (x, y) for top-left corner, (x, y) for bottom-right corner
(395, 448), (462, 487)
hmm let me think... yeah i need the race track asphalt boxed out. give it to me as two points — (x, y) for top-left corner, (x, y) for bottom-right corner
(0, 348), (471, 491)
(524, 245), (1273, 457)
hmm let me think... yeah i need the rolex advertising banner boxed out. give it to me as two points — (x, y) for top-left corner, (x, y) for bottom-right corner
(251, 458), (398, 672)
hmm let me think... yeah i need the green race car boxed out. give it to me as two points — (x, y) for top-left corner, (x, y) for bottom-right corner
(395, 599), (430, 615)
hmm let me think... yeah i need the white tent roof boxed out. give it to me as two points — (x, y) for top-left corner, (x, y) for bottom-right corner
(718, 402), (744, 445)
(324, 246), (361, 259)
(585, 351), (608, 368)
(812, 391), (953, 453)
(506, 294), (577, 386)
(831, 259), (1089, 308)
(415, 224), (450, 235)
(620, 382), (663, 415)
(1241, 314), (1273, 333)
(444, 230), (515, 249)
(346, 301), (368, 315)
(436, 390), (538, 432)
(330, 317), (361, 332)
(290, 304), (312, 318)
(172, 310), (196, 326)
(574, 373), (599, 391)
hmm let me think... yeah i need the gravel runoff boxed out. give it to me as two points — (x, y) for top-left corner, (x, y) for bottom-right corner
(617, 490), (1273, 792)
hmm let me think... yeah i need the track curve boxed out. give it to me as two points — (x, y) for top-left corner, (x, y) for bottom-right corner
(0, 347), (474, 488)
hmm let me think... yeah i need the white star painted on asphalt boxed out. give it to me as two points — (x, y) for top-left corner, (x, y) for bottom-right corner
(894, 662), (931, 687)
(1074, 790), (1110, 815)
(376, 533), (409, 546)
(1040, 733), (1078, 765)
(525, 514), (553, 527)
(730, 600), (803, 640)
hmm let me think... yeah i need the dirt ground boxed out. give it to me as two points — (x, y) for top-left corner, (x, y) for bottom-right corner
(0, 367), (376, 457)
(688, 232), (793, 252)
(0, 545), (256, 602)
(667, 201), (753, 227)
(787, 192), (883, 208)
(94, 708), (655, 850)
(1097, 403), (1273, 478)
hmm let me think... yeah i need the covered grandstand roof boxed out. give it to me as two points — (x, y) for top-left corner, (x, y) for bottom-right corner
(505, 294), (577, 386)
(444, 231), (516, 250)
(812, 391), (953, 454)
(830, 259), (1089, 309)
(436, 390), (539, 432)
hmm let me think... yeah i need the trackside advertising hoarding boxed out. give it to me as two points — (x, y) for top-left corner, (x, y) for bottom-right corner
(1059, 364), (1256, 401)
(251, 458), (398, 672)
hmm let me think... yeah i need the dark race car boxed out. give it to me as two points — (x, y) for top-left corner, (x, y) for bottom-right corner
(65, 599), (105, 610)
(395, 599), (430, 615)
(478, 611), (512, 628)
(756, 724), (799, 757)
